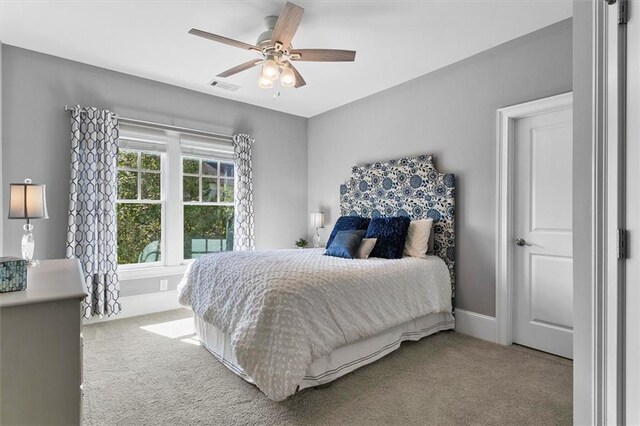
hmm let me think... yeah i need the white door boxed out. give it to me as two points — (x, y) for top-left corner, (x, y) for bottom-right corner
(512, 106), (573, 359)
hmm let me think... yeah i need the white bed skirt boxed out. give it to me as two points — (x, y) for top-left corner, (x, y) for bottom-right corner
(194, 311), (455, 392)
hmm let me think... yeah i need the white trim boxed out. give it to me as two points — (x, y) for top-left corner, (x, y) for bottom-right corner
(114, 126), (236, 272)
(118, 264), (188, 281)
(495, 92), (573, 346)
(165, 132), (182, 267)
(587, 2), (612, 423)
(604, 3), (624, 423)
(83, 290), (181, 324)
(454, 309), (497, 343)
(624, 0), (640, 422)
(572, 1), (617, 423)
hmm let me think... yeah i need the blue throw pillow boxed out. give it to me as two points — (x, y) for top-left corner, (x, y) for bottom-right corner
(365, 216), (411, 259)
(326, 216), (371, 248)
(325, 230), (366, 259)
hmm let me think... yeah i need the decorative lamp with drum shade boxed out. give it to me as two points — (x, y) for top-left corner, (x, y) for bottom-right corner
(8, 179), (49, 266)
(310, 211), (325, 249)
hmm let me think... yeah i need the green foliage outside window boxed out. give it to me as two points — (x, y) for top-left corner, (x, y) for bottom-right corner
(118, 151), (137, 168)
(117, 171), (137, 200)
(202, 177), (218, 202)
(115, 150), (235, 265)
(141, 173), (161, 199)
(141, 153), (160, 170)
(221, 179), (234, 203)
(117, 203), (162, 264)
(183, 158), (199, 174)
(183, 205), (234, 259)
(182, 156), (235, 259)
(183, 176), (198, 201)
(116, 149), (162, 265)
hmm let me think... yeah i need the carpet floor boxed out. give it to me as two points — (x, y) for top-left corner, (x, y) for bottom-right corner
(83, 309), (572, 425)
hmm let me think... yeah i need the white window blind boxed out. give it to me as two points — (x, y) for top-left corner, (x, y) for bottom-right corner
(118, 123), (168, 153)
(180, 134), (233, 161)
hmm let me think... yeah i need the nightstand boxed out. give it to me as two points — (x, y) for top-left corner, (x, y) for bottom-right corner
(0, 259), (87, 425)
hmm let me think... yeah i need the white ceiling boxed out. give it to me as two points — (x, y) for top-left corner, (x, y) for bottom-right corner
(0, 0), (572, 118)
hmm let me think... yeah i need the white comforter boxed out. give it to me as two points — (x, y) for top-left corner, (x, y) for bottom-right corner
(177, 248), (451, 401)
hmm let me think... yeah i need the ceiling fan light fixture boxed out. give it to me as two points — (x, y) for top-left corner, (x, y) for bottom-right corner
(280, 66), (296, 87)
(188, 2), (357, 94)
(262, 57), (280, 81)
(258, 75), (274, 89)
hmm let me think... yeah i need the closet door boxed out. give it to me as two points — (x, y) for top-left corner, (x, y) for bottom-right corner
(512, 105), (574, 359)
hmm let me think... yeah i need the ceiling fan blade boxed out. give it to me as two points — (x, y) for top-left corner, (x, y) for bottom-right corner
(288, 63), (306, 88)
(270, 2), (304, 49)
(290, 49), (356, 62)
(217, 59), (264, 78)
(189, 28), (259, 51)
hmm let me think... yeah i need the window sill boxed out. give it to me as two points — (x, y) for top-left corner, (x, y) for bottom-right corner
(118, 264), (190, 281)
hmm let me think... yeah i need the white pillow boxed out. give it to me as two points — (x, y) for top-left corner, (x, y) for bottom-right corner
(356, 238), (377, 259)
(404, 219), (434, 258)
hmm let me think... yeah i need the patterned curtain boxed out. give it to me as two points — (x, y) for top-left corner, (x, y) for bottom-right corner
(65, 106), (121, 319)
(232, 134), (255, 251)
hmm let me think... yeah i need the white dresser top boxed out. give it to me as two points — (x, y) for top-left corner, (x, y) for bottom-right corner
(0, 259), (87, 308)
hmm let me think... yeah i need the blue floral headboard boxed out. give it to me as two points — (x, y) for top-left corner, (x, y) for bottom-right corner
(339, 154), (456, 307)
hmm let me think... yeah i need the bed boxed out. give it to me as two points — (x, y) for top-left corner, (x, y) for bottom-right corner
(178, 154), (456, 401)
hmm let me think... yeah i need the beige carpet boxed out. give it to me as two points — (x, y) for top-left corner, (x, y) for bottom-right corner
(83, 309), (572, 425)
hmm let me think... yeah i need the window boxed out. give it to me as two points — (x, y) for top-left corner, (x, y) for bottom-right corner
(115, 124), (234, 273)
(116, 149), (163, 265)
(182, 157), (235, 259)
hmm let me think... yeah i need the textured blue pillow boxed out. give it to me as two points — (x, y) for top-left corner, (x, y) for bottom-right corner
(325, 230), (366, 259)
(326, 216), (371, 248)
(365, 216), (411, 259)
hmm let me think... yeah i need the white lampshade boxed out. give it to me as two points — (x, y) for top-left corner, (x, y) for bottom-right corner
(258, 76), (274, 89)
(311, 212), (325, 229)
(8, 179), (48, 220)
(262, 58), (280, 81)
(280, 66), (296, 87)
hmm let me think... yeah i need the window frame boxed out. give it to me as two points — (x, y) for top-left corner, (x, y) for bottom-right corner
(181, 156), (235, 205)
(116, 148), (165, 270)
(115, 124), (234, 280)
(181, 155), (235, 262)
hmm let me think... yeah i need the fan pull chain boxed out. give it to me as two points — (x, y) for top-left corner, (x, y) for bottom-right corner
(273, 77), (281, 99)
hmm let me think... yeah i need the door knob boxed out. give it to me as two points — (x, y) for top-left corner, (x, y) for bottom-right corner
(515, 238), (530, 247)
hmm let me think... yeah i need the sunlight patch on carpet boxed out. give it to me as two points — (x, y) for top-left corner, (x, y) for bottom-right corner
(180, 336), (202, 346)
(140, 318), (195, 339)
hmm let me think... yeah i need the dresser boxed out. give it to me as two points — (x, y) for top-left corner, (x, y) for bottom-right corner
(0, 259), (87, 425)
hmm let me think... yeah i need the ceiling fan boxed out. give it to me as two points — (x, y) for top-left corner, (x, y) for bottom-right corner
(188, 1), (356, 90)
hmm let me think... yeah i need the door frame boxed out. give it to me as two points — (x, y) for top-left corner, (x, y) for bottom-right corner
(624, 0), (639, 422)
(495, 92), (573, 346)
(574, 1), (624, 423)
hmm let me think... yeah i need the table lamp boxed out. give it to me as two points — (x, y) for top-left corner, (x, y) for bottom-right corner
(8, 179), (49, 266)
(310, 211), (325, 248)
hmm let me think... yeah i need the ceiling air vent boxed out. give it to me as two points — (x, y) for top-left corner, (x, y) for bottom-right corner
(209, 80), (240, 92)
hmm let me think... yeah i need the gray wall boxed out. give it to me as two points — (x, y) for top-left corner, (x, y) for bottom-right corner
(2, 45), (308, 296)
(1, 20), (572, 305)
(307, 19), (572, 317)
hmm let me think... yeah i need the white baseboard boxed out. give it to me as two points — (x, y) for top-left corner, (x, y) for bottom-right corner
(455, 309), (497, 343)
(84, 290), (181, 325)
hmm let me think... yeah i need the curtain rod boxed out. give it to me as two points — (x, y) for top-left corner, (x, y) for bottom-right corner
(64, 105), (234, 142)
